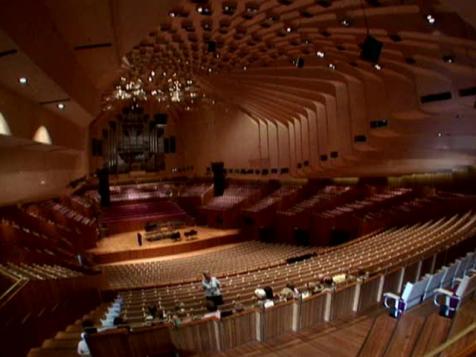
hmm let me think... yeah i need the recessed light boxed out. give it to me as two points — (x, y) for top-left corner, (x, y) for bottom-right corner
(437, 132), (442, 137)
(286, 26), (292, 33)
(57, 103), (65, 110)
(243, 65), (247, 71)
(197, 6), (203, 13)
(442, 55), (454, 63)
(341, 18), (351, 27)
(169, 11), (176, 17)
(19, 77), (28, 85)
(316, 51), (325, 58)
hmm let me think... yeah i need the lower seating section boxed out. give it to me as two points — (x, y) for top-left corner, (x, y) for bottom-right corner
(106, 212), (476, 324)
(0, 262), (83, 280)
(102, 241), (318, 289)
(31, 240), (476, 356)
(0, 272), (101, 357)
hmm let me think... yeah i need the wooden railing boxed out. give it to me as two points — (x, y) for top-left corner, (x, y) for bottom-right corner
(0, 274), (102, 357)
(80, 235), (475, 357)
(425, 322), (476, 357)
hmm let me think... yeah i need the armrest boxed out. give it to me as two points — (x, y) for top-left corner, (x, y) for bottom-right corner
(433, 287), (452, 306)
(383, 292), (400, 309)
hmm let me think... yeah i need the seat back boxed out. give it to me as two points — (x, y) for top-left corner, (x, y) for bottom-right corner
(441, 261), (460, 288)
(423, 269), (446, 299)
(404, 277), (429, 309)
(455, 253), (474, 279)
(455, 274), (476, 298)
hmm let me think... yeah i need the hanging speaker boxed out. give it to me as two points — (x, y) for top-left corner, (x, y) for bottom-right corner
(208, 41), (217, 52)
(361, 35), (383, 63)
(170, 136), (176, 153)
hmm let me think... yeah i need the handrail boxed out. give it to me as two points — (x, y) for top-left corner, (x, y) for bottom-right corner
(0, 277), (28, 310)
(424, 321), (476, 357)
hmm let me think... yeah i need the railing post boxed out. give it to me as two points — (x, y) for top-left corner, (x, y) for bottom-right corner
(397, 267), (405, 293)
(213, 319), (221, 352)
(415, 260), (423, 282)
(292, 300), (300, 331)
(353, 282), (361, 312)
(430, 254), (437, 274)
(255, 309), (263, 342)
(377, 275), (385, 303)
(324, 291), (332, 322)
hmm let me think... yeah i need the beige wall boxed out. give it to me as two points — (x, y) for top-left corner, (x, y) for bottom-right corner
(0, 84), (88, 206)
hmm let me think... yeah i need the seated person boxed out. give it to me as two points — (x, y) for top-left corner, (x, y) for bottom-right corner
(77, 332), (90, 357)
(255, 288), (274, 309)
(232, 300), (245, 313)
(322, 276), (336, 290)
(302, 281), (326, 298)
(145, 304), (158, 321)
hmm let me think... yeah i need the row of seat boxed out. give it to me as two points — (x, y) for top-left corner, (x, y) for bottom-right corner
(383, 252), (476, 317)
(0, 262), (83, 281)
(102, 241), (318, 289)
(113, 212), (476, 322)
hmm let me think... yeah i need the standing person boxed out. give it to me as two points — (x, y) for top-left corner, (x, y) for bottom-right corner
(137, 232), (143, 246)
(202, 271), (223, 306)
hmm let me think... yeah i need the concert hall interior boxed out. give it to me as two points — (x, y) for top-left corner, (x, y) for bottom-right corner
(1, 0), (476, 356)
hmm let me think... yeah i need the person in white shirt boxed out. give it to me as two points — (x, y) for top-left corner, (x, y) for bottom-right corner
(202, 271), (223, 306)
(77, 332), (90, 356)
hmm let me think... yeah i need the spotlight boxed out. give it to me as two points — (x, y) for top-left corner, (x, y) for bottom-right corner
(437, 132), (442, 137)
(341, 18), (351, 27)
(286, 26), (292, 33)
(374, 63), (382, 70)
(169, 11), (176, 17)
(426, 14), (435, 24)
(19, 77), (28, 85)
(243, 65), (247, 71)
(57, 103), (65, 110)
(442, 55), (454, 63)
(295, 57), (304, 68)
(328, 63), (336, 70)
(316, 51), (325, 58)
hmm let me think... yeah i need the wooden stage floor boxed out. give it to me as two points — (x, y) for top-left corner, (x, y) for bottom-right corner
(88, 226), (240, 264)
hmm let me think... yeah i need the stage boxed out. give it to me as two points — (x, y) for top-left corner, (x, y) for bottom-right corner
(88, 226), (240, 264)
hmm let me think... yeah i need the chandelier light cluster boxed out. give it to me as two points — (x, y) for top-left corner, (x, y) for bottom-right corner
(102, 71), (210, 111)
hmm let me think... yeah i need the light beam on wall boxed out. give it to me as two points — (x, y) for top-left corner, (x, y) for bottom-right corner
(0, 113), (11, 135)
(33, 126), (52, 144)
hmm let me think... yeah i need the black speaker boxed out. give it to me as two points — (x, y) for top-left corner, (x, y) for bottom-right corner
(211, 162), (225, 196)
(91, 139), (103, 156)
(361, 35), (383, 63)
(295, 57), (304, 68)
(208, 41), (217, 52)
(170, 136), (176, 153)
(155, 113), (168, 125)
(97, 167), (110, 207)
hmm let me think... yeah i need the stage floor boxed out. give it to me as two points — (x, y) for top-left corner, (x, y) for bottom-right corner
(88, 226), (240, 264)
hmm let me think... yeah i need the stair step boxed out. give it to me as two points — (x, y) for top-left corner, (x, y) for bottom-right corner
(384, 314), (426, 356)
(358, 314), (397, 357)
(412, 313), (452, 356)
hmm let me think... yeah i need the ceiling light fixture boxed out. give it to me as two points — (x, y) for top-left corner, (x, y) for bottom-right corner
(426, 14), (435, 24)
(328, 63), (336, 70)
(316, 51), (325, 58)
(374, 63), (381, 70)
(19, 77), (28, 85)
(57, 103), (65, 110)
